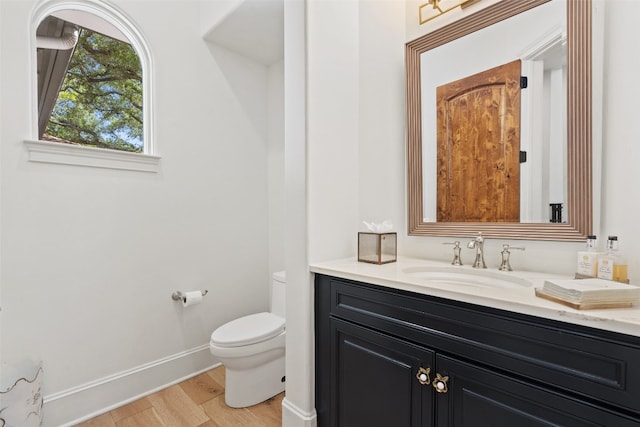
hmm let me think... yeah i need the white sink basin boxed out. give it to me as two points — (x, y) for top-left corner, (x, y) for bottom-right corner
(401, 266), (533, 289)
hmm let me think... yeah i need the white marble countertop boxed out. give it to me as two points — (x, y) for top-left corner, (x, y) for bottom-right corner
(310, 256), (640, 338)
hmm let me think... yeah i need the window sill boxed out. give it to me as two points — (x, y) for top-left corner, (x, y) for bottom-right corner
(24, 140), (160, 173)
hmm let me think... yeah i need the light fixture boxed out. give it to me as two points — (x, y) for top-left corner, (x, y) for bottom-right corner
(419, 0), (480, 25)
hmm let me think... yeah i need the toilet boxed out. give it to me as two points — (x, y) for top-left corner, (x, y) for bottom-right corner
(210, 271), (286, 408)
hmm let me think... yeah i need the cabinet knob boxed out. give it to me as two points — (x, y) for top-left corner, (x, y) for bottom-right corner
(432, 373), (449, 393)
(416, 367), (431, 385)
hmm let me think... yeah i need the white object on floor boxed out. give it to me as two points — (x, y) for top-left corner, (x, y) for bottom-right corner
(210, 271), (286, 408)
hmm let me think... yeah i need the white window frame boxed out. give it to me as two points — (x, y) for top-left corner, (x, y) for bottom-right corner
(27, 0), (159, 172)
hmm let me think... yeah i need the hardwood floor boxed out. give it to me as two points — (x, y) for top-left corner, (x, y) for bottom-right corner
(74, 366), (283, 427)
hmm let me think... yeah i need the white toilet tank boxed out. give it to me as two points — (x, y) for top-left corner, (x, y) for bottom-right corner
(271, 271), (286, 319)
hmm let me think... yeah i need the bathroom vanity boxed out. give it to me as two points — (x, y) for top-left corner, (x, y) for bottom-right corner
(312, 258), (640, 427)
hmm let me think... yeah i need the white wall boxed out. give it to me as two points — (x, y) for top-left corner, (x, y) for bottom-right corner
(268, 59), (285, 274)
(357, 0), (407, 233)
(0, 0), (283, 424)
(599, 0), (640, 284)
(307, 0), (359, 264)
(305, 0), (406, 261)
(282, 2), (312, 424)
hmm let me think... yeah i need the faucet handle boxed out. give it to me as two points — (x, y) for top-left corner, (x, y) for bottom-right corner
(443, 241), (463, 266)
(498, 244), (525, 271)
(467, 232), (484, 249)
(502, 243), (525, 251)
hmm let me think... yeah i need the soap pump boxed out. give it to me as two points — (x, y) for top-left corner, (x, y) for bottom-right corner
(597, 236), (629, 283)
(576, 235), (602, 277)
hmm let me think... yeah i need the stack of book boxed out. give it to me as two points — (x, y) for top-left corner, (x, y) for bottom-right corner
(535, 278), (640, 309)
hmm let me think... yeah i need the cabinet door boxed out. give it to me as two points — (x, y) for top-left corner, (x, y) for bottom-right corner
(435, 355), (640, 427)
(330, 318), (435, 427)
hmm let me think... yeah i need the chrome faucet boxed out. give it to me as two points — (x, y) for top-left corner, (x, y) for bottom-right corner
(498, 244), (525, 271)
(467, 233), (487, 269)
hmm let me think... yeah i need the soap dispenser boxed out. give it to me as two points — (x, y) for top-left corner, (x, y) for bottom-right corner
(597, 236), (629, 283)
(576, 235), (602, 277)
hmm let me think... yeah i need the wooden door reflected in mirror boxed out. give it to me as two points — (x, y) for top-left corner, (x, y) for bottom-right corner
(437, 59), (522, 222)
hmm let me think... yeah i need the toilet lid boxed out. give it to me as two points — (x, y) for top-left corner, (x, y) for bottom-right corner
(211, 312), (285, 347)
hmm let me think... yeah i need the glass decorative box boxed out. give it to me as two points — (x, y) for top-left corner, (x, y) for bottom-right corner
(358, 232), (397, 264)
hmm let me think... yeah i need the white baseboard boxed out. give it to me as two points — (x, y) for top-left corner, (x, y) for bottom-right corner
(282, 397), (317, 427)
(44, 344), (217, 427)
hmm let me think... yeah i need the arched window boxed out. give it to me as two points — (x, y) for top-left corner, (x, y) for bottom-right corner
(28, 0), (158, 172)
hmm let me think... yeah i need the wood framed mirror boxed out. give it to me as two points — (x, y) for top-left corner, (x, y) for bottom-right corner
(406, 0), (592, 241)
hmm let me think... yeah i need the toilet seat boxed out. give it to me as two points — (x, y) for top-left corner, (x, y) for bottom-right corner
(211, 312), (285, 348)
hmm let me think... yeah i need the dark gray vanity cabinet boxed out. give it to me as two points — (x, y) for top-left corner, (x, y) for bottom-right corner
(315, 274), (640, 427)
(329, 318), (435, 426)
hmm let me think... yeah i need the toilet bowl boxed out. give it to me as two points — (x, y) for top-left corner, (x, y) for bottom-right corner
(210, 271), (286, 408)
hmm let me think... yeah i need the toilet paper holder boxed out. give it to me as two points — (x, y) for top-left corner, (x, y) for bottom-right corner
(171, 290), (208, 302)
